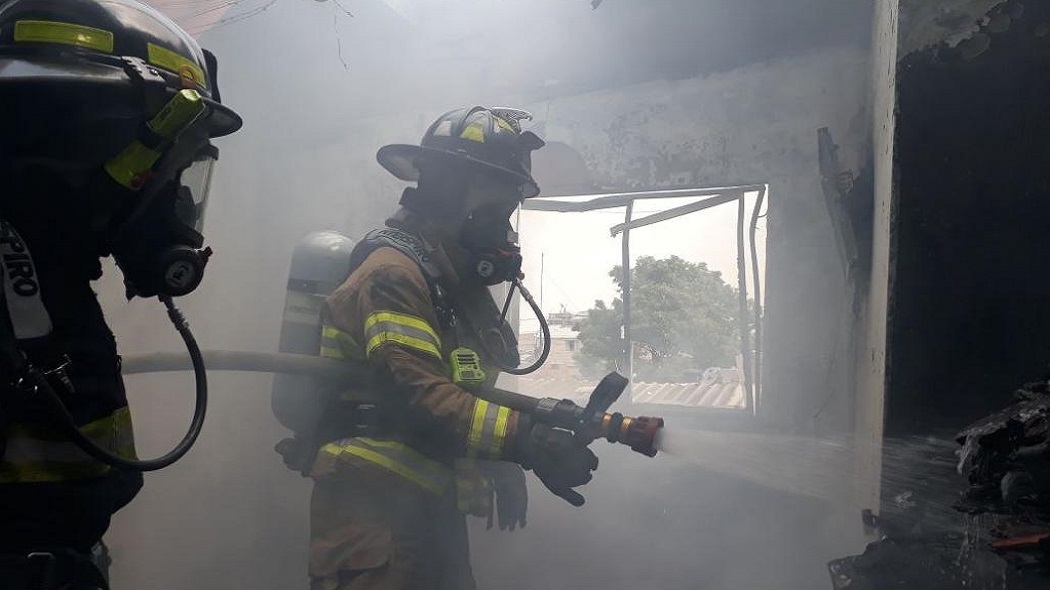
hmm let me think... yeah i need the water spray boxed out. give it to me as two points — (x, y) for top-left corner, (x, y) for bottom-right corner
(652, 425), (962, 516)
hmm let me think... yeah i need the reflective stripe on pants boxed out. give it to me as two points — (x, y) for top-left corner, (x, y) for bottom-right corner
(318, 437), (452, 495)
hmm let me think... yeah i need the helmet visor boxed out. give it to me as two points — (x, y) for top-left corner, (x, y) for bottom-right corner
(174, 145), (217, 233)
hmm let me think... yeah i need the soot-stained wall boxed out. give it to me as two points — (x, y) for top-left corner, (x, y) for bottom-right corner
(886, 0), (1050, 436)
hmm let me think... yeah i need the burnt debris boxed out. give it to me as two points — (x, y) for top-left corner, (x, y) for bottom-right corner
(828, 371), (1050, 589)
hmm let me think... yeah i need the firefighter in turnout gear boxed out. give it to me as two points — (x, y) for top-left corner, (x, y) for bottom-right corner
(0, 0), (241, 587)
(306, 107), (599, 590)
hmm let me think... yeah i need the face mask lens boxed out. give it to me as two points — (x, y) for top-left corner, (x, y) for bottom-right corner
(176, 147), (217, 232)
(173, 186), (196, 226)
(468, 171), (527, 211)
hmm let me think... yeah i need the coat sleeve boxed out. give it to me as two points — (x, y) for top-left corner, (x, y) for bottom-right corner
(324, 253), (523, 462)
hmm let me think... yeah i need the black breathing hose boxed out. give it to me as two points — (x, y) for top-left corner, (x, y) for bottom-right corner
(499, 277), (551, 375)
(5, 296), (208, 471)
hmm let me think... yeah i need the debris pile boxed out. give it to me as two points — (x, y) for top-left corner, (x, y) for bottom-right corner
(827, 372), (1050, 589)
(955, 376), (1050, 576)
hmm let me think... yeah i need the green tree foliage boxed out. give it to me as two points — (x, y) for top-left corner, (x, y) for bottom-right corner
(574, 255), (742, 382)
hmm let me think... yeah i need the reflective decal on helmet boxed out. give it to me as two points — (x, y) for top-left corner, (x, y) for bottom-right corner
(147, 42), (207, 89)
(460, 121), (486, 143)
(105, 89), (207, 190)
(13, 20), (114, 53)
(432, 119), (454, 137)
(494, 117), (515, 134)
(490, 107), (533, 132)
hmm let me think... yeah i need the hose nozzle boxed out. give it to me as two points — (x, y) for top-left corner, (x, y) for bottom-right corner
(599, 413), (665, 457)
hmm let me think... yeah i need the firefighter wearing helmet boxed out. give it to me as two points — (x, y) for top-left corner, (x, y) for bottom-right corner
(301, 107), (599, 590)
(0, 0), (241, 586)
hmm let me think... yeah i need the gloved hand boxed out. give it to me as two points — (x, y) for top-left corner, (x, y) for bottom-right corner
(454, 460), (495, 520)
(485, 461), (528, 530)
(455, 460), (528, 530)
(274, 436), (316, 477)
(516, 421), (599, 507)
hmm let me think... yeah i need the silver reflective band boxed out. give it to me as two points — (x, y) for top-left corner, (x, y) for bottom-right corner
(0, 220), (53, 340)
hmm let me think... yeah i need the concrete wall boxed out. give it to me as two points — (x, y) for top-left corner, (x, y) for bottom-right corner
(847, 0), (1050, 526)
(884, 0), (1050, 435)
(852, 0), (900, 516)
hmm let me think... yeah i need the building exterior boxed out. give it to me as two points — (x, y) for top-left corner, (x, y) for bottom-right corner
(519, 310), (585, 381)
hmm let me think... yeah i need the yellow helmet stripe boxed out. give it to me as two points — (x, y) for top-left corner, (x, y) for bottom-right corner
(460, 122), (486, 143)
(147, 42), (207, 89)
(14, 20), (114, 53)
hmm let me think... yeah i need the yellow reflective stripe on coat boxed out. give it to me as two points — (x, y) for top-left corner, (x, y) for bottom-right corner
(0, 407), (137, 483)
(467, 400), (512, 460)
(363, 311), (442, 359)
(319, 437), (451, 495)
(320, 324), (363, 360)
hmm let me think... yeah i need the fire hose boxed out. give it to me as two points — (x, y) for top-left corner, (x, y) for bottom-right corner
(121, 350), (664, 457)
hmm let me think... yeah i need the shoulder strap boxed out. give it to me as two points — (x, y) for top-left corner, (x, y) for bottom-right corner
(349, 227), (456, 329)
(348, 227), (520, 370)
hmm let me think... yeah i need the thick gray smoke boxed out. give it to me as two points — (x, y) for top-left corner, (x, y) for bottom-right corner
(100, 1), (879, 589)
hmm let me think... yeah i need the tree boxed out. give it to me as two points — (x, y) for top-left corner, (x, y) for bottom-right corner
(574, 255), (743, 382)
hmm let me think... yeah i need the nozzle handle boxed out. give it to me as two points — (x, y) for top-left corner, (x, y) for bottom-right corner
(579, 372), (628, 427)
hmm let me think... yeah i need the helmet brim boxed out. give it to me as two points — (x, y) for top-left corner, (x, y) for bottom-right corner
(0, 54), (129, 86)
(204, 100), (242, 138)
(377, 143), (540, 199)
(0, 55), (241, 138)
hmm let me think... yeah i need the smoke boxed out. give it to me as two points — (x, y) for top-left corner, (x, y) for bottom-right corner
(465, 428), (963, 590)
(468, 429), (868, 590)
(97, 2), (877, 589)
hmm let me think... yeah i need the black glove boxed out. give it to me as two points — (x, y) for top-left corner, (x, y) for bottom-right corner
(274, 436), (316, 477)
(516, 422), (599, 507)
(468, 460), (529, 530)
(489, 461), (528, 530)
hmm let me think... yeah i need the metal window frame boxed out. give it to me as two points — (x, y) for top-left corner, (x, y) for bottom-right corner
(522, 183), (768, 414)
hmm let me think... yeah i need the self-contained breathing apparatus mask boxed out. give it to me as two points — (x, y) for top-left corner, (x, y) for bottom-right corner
(454, 166), (530, 287)
(459, 214), (523, 287)
(456, 208), (551, 375)
(101, 88), (221, 300)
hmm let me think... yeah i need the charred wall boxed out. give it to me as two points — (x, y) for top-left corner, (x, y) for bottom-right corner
(886, 0), (1050, 436)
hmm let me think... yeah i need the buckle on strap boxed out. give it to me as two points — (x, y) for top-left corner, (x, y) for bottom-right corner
(42, 355), (74, 394)
(25, 552), (60, 590)
(352, 403), (381, 429)
(0, 549), (109, 590)
(11, 355), (74, 396)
